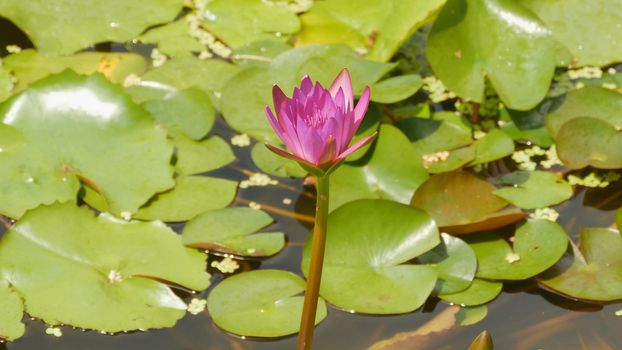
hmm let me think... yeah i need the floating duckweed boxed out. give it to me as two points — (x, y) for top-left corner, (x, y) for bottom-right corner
(529, 208), (559, 222)
(150, 48), (168, 68)
(120, 211), (132, 221)
(198, 50), (212, 60)
(248, 201), (261, 210)
(422, 76), (456, 103)
(602, 82), (618, 90)
(567, 172), (621, 188)
(615, 309), (622, 316)
(45, 326), (63, 337)
(512, 145), (559, 171)
(567, 66), (602, 80)
(187, 298), (207, 315)
(186, 12), (232, 58)
(230, 133), (251, 147)
(421, 151), (450, 169)
(540, 145), (563, 169)
(210, 257), (239, 273)
(608, 67), (617, 75)
(122, 74), (141, 88)
(107, 270), (123, 283)
(5, 45), (21, 54)
(282, 198), (292, 205)
(473, 130), (486, 140)
(575, 82), (585, 89)
(505, 252), (521, 264)
(239, 173), (278, 189)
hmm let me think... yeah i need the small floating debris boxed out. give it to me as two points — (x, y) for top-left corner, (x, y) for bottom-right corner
(248, 201), (261, 210)
(211, 257), (239, 273)
(615, 309), (622, 316)
(187, 298), (207, 315)
(422, 151), (450, 169)
(530, 208), (559, 222)
(45, 326), (63, 338)
(230, 133), (251, 147)
(282, 198), (292, 205)
(505, 252), (521, 264)
(5, 45), (21, 54)
(240, 173), (278, 188)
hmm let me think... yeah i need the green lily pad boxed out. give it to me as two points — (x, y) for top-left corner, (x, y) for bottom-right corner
(207, 269), (327, 337)
(556, 117), (622, 170)
(0, 71), (174, 219)
(302, 199), (440, 314)
(546, 87), (622, 138)
(0, 281), (24, 341)
(251, 143), (307, 178)
(539, 228), (622, 301)
(0, 202), (210, 332)
(500, 122), (553, 148)
(182, 208), (284, 257)
(440, 208), (527, 235)
(231, 39), (291, 68)
(3, 49), (147, 92)
(439, 279), (503, 306)
(202, 0), (300, 49)
(172, 133), (235, 176)
(139, 19), (203, 57)
(0, 66), (13, 103)
(134, 176), (237, 222)
(410, 171), (508, 228)
(330, 124), (428, 211)
(494, 171), (573, 209)
(426, 147), (477, 174)
(470, 129), (514, 166)
(126, 56), (240, 104)
(296, 0), (447, 62)
(419, 233), (477, 295)
(370, 74), (423, 103)
(395, 112), (473, 155)
(468, 220), (568, 280)
(426, 0), (556, 110)
(143, 87), (215, 141)
(221, 44), (394, 142)
(0, 0), (183, 55)
(520, 0), (622, 67)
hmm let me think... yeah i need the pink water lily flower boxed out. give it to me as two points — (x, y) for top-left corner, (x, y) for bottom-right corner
(265, 69), (376, 173)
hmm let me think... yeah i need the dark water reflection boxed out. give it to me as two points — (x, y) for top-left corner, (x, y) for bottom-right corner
(1, 18), (622, 350)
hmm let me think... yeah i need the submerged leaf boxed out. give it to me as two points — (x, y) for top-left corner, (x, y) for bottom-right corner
(208, 269), (327, 337)
(0, 202), (210, 332)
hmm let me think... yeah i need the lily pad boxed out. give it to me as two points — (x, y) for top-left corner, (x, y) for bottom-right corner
(202, 0), (300, 48)
(546, 86), (622, 138)
(395, 112), (473, 155)
(0, 71), (174, 219)
(419, 233), (478, 295)
(0, 202), (210, 332)
(139, 19), (203, 57)
(470, 129), (514, 166)
(439, 279), (503, 306)
(520, 0), (622, 67)
(555, 117), (622, 170)
(0, 281), (24, 341)
(172, 133), (235, 176)
(494, 171), (573, 209)
(302, 199), (440, 314)
(296, 0), (447, 62)
(410, 171), (508, 228)
(468, 220), (568, 280)
(134, 176), (237, 222)
(426, 0), (556, 110)
(3, 49), (147, 92)
(440, 208), (527, 235)
(251, 143), (307, 178)
(143, 87), (215, 141)
(539, 228), (622, 301)
(330, 124), (428, 211)
(0, 0), (183, 55)
(370, 74), (423, 103)
(182, 208), (284, 257)
(207, 269), (327, 337)
(221, 44), (394, 142)
(231, 39), (292, 68)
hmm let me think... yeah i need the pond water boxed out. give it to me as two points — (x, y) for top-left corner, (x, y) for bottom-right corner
(1, 16), (621, 350)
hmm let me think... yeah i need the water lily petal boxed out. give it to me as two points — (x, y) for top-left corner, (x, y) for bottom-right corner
(353, 86), (371, 124)
(335, 132), (378, 162)
(329, 69), (353, 110)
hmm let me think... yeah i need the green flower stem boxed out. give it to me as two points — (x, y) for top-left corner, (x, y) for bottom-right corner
(298, 174), (329, 350)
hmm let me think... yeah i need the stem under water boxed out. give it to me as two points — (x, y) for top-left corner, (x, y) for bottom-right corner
(297, 175), (330, 350)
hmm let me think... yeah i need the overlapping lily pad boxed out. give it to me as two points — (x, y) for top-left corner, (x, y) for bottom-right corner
(134, 176), (237, 222)
(556, 117), (622, 170)
(494, 171), (573, 209)
(0, 202), (210, 332)
(330, 125), (428, 211)
(0, 0), (183, 54)
(439, 279), (503, 306)
(182, 208), (285, 257)
(539, 228), (622, 301)
(202, 0), (301, 49)
(467, 220), (568, 280)
(411, 171), (525, 234)
(139, 19), (203, 57)
(207, 269), (327, 337)
(0, 71), (175, 218)
(369, 74), (423, 103)
(426, 0), (556, 110)
(419, 233), (477, 295)
(302, 199), (440, 314)
(3, 50), (147, 92)
(172, 133), (235, 176)
(0, 280), (24, 341)
(296, 0), (447, 62)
